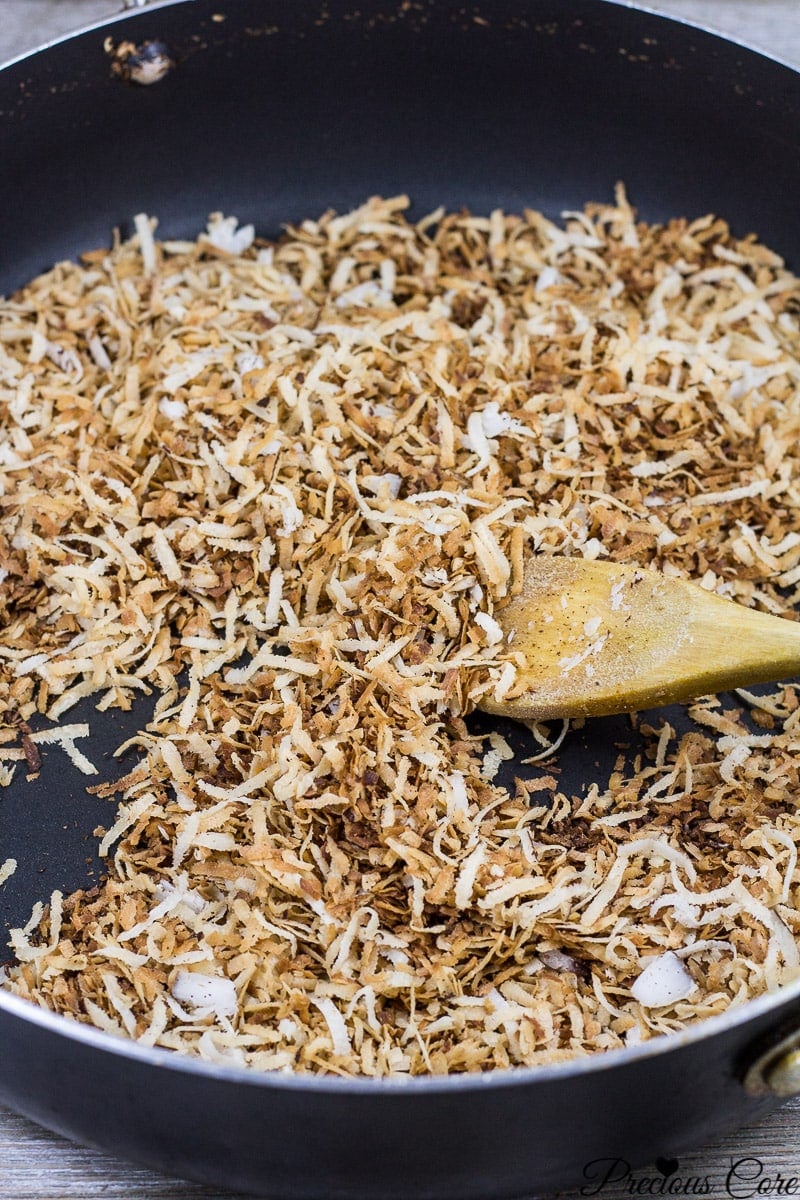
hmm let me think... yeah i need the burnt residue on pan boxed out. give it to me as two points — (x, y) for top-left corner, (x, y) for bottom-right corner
(105, 38), (175, 86)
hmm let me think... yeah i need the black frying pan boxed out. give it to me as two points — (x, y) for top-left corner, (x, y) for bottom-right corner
(2, 2), (800, 1196)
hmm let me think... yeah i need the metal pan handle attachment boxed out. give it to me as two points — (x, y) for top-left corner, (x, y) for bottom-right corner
(744, 1023), (800, 1098)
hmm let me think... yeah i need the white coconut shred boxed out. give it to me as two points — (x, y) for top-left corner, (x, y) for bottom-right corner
(2, 190), (800, 1075)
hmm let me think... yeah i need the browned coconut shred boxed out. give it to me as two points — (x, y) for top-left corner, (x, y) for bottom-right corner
(2, 190), (800, 1073)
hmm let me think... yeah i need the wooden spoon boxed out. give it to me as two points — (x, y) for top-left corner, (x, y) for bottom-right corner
(480, 556), (800, 722)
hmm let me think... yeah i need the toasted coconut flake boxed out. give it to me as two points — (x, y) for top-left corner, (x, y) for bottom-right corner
(454, 844), (486, 910)
(311, 995), (352, 1057)
(202, 213), (255, 256)
(134, 213), (157, 276)
(172, 970), (238, 1018)
(631, 952), (697, 1008)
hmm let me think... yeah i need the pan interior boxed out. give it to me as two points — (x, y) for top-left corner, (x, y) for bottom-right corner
(1, 0), (800, 292)
(2, 0), (800, 1077)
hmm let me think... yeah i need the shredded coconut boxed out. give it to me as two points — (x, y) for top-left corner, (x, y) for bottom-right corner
(4, 191), (800, 1077)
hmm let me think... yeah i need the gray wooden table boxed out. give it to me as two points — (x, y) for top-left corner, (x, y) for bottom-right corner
(3, 1), (800, 1197)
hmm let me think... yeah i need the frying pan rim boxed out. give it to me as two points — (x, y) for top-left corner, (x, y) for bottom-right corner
(2, 0), (800, 1099)
(1, 972), (798, 1094)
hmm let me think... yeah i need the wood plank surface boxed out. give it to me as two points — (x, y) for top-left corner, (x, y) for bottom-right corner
(2, 2), (800, 1197)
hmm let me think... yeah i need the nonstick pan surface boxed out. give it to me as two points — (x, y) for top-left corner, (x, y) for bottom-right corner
(2, 1), (800, 1196)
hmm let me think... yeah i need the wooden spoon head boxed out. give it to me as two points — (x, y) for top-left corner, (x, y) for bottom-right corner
(482, 557), (695, 721)
(481, 556), (800, 721)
